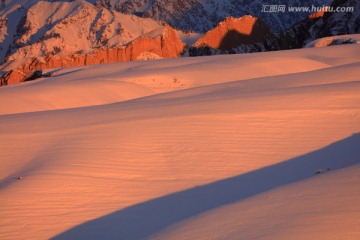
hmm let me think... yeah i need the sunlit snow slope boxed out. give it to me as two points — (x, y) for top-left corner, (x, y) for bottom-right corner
(0, 43), (359, 240)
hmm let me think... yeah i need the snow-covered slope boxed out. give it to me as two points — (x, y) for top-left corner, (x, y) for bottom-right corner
(0, 43), (359, 240)
(2, 42), (354, 115)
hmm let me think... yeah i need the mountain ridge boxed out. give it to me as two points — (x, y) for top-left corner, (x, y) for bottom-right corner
(1, 0), (359, 85)
(93, 0), (332, 33)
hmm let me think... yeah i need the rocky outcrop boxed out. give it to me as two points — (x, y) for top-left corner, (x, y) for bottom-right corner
(193, 16), (273, 51)
(0, 70), (24, 86)
(0, 69), (47, 86)
(125, 26), (185, 60)
(0, 0), (169, 83)
(305, 35), (358, 48)
(189, 16), (275, 56)
(1, 25), (185, 85)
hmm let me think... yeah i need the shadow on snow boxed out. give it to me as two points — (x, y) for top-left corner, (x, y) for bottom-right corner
(52, 133), (360, 240)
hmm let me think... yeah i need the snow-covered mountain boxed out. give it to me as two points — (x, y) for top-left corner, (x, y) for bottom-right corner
(0, 0), (189, 85)
(94, 0), (332, 33)
(0, 0), (164, 68)
(1, 0), (359, 85)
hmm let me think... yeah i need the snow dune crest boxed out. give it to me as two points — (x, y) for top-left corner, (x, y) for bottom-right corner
(2, 43), (360, 115)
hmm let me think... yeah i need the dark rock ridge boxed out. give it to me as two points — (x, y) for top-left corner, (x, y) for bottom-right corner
(94, 0), (332, 33)
(277, 0), (359, 50)
(190, 16), (273, 55)
(190, 0), (359, 56)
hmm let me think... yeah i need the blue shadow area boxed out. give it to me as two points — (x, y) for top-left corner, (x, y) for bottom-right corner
(52, 133), (360, 240)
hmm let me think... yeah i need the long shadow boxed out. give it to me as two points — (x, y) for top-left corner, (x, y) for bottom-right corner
(52, 133), (360, 240)
(190, 18), (274, 56)
(218, 19), (273, 51)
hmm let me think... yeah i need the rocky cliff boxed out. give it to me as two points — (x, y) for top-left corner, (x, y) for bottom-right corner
(0, 0), (187, 86)
(1, 25), (185, 86)
(192, 16), (273, 51)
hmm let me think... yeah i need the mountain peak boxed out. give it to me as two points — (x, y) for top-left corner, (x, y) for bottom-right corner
(193, 15), (273, 51)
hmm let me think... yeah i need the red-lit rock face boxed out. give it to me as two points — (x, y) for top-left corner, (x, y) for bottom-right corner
(194, 16), (273, 51)
(1, 26), (185, 85)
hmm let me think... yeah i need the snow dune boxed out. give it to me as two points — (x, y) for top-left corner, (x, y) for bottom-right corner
(4, 43), (360, 115)
(0, 43), (359, 240)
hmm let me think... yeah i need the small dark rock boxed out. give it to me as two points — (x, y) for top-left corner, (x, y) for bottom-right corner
(24, 70), (43, 82)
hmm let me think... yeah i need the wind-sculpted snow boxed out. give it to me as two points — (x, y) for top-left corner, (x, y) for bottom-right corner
(0, 43), (359, 239)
